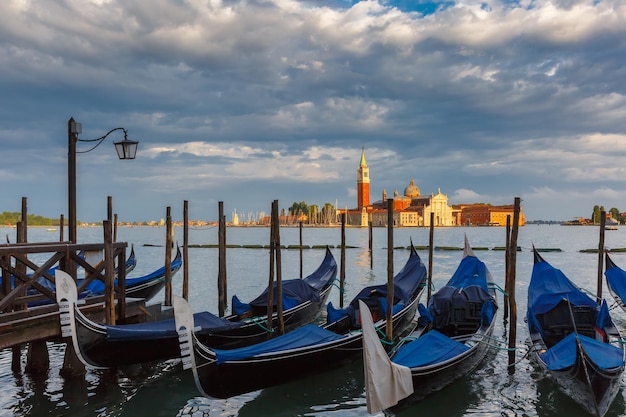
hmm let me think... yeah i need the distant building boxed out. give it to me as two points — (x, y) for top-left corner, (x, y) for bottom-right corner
(340, 148), (523, 227)
(457, 204), (526, 226)
(341, 149), (456, 227)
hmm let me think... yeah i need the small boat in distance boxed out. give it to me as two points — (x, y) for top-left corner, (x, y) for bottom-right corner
(361, 236), (498, 414)
(526, 248), (624, 417)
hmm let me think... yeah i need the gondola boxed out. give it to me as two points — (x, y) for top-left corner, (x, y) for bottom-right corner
(604, 252), (626, 312)
(56, 247), (337, 368)
(83, 244), (181, 301)
(361, 236), (498, 414)
(174, 243), (427, 399)
(526, 248), (624, 417)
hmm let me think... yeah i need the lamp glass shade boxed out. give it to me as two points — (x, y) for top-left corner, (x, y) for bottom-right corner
(114, 139), (139, 160)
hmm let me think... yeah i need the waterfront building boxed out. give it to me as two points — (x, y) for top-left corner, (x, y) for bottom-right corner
(456, 203), (526, 226)
(341, 149), (456, 227)
(340, 148), (523, 227)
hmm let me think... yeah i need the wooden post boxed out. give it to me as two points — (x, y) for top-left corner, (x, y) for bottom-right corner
(12, 198), (28, 373)
(266, 202), (276, 334)
(274, 200), (284, 336)
(427, 212), (434, 302)
(369, 220), (373, 269)
(103, 220), (115, 325)
(597, 210), (606, 303)
(117, 243), (127, 323)
(507, 197), (521, 372)
(218, 201), (227, 316)
(113, 213), (118, 242)
(25, 340), (49, 374)
(59, 214), (64, 242)
(386, 199), (394, 342)
(504, 215), (511, 319)
(183, 200), (189, 300)
(340, 213), (346, 308)
(107, 196), (112, 222)
(21, 197), (27, 242)
(164, 207), (173, 307)
(299, 221), (303, 278)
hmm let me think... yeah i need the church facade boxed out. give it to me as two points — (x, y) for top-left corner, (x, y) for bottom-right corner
(341, 148), (523, 227)
(342, 148), (457, 227)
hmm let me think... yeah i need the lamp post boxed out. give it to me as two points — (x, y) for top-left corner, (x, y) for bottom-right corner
(67, 117), (139, 243)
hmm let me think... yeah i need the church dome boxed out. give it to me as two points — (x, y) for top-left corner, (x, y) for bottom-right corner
(404, 179), (420, 198)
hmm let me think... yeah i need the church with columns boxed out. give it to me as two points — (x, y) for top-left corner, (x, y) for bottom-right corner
(341, 148), (457, 227)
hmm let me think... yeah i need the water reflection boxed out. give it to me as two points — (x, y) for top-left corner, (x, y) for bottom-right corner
(237, 360), (367, 417)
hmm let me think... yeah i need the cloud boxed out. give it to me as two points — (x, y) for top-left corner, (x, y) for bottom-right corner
(1, 0), (626, 222)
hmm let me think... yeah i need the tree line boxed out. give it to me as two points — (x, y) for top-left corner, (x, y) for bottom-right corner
(0, 212), (63, 226)
(592, 205), (624, 223)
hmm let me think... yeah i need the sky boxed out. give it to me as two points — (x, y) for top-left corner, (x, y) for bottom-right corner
(1, 0), (625, 223)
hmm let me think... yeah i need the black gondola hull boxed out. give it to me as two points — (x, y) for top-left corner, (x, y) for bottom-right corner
(193, 298), (420, 399)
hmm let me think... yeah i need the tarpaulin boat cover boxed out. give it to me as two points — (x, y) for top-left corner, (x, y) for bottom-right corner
(540, 332), (624, 371)
(106, 311), (242, 341)
(301, 248), (337, 291)
(527, 259), (598, 333)
(605, 264), (626, 303)
(329, 248), (426, 327)
(392, 330), (470, 368)
(86, 254), (182, 295)
(248, 279), (320, 308)
(212, 323), (346, 364)
(427, 252), (496, 330)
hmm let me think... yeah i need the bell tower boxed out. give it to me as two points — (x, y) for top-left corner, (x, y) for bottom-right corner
(357, 147), (370, 210)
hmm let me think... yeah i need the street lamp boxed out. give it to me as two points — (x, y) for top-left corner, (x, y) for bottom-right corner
(68, 117), (139, 243)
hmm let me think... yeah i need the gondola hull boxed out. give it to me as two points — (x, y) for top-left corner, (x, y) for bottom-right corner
(192, 297), (420, 399)
(387, 323), (495, 414)
(178, 244), (428, 400)
(67, 247), (337, 368)
(526, 249), (624, 417)
(377, 237), (499, 415)
(529, 333), (624, 417)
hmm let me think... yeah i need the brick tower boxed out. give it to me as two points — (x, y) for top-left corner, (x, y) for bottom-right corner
(357, 147), (370, 210)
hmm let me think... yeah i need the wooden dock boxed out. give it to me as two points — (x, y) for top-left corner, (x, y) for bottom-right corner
(0, 239), (152, 375)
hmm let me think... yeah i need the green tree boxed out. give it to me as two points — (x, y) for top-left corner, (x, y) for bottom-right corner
(609, 207), (622, 223)
(288, 201), (308, 217)
(592, 205), (605, 224)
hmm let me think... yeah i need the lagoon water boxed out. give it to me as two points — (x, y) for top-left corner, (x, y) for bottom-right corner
(2, 224), (626, 417)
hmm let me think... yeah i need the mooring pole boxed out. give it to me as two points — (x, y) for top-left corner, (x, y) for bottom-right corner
(274, 200), (284, 336)
(507, 197), (521, 373)
(266, 201), (276, 334)
(427, 212), (434, 302)
(386, 198), (394, 342)
(340, 213), (346, 308)
(164, 207), (173, 307)
(218, 202), (227, 316)
(183, 200), (189, 301)
(103, 219), (115, 324)
(369, 220), (373, 269)
(504, 215), (511, 320)
(299, 220), (303, 278)
(597, 210), (606, 303)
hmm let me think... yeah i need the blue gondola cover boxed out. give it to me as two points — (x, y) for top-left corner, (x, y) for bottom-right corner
(540, 332), (624, 371)
(392, 330), (469, 368)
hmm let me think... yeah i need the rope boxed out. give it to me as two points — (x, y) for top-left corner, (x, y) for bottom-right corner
(488, 282), (508, 297)
(244, 316), (275, 333)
